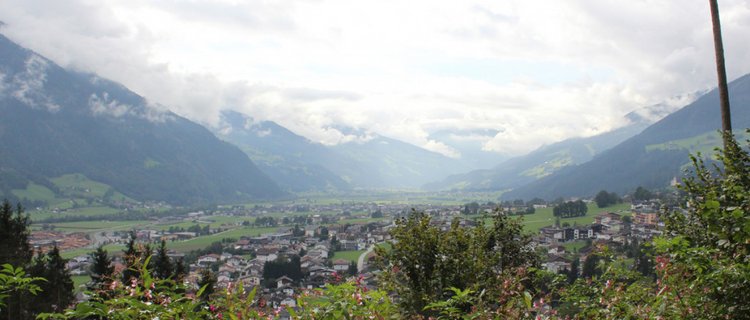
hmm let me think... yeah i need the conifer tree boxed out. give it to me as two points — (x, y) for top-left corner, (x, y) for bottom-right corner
(0, 200), (32, 267)
(89, 245), (114, 288)
(174, 257), (188, 282)
(121, 231), (140, 283)
(197, 269), (216, 301)
(153, 240), (173, 280)
(28, 246), (74, 315)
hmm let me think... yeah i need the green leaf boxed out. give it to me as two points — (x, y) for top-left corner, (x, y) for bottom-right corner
(196, 283), (208, 298)
(523, 291), (532, 309)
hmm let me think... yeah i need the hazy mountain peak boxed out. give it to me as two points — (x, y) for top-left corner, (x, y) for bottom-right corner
(625, 91), (703, 124)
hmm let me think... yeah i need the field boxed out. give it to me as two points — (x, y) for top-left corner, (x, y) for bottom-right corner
(34, 220), (150, 232)
(332, 250), (364, 262)
(71, 275), (91, 293)
(163, 226), (281, 252)
(518, 202), (631, 232)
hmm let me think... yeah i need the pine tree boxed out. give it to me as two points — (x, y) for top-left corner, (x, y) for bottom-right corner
(174, 257), (188, 282)
(197, 268), (216, 301)
(567, 257), (580, 284)
(0, 201), (34, 320)
(0, 200), (32, 267)
(28, 246), (75, 315)
(89, 245), (114, 288)
(153, 240), (173, 280)
(581, 254), (601, 279)
(121, 231), (140, 283)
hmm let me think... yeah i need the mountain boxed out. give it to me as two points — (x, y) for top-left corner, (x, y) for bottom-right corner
(329, 134), (472, 189)
(215, 111), (350, 192)
(423, 99), (694, 191)
(0, 34), (284, 205)
(504, 73), (750, 200)
(215, 112), (471, 190)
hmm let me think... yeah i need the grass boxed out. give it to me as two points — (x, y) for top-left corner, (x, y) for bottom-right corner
(562, 240), (589, 254)
(71, 275), (91, 293)
(164, 226), (281, 252)
(35, 220), (150, 232)
(30, 206), (123, 221)
(11, 183), (58, 203)
(645, 130), (750, 156)
(332, 250), (364, 262)
(509, 202), (632, 233)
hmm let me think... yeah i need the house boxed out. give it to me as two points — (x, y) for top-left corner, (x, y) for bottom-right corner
(197, 254), (220, 266)
(277, 276), (294, 288)
(241, 275), (261, 287)
(256, 248), (279, 263)
(548, 246), (566, 255)
(544, 255), (572, 273)
(280, 296), (296, 308)
(333, 259), (350, 272)
(633, 212), (659, 226)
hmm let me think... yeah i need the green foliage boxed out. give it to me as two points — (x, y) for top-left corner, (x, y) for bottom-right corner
(0, 264), (45, 316)
(651, 132), (750, 318)
(594, 190), (621, 208)
(197, 269), (217, 302)
(152, 240), (174, 280)
(632, 186), (654, 201)
(375, 209), (539, 317)
(297, 277), (398, 319)
(89, 245), (114, 288)
(28, 246), (76, 314)
(262, 256), (302, 285)
(552, 200), (587, 218)
(0, 200), (32, 267)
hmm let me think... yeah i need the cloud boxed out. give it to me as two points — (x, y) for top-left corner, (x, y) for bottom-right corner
(8, 54), (60, 112)
(1, 0), (749, 158)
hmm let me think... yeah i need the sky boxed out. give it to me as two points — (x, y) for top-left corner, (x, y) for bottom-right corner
(1, 0), (749, 158)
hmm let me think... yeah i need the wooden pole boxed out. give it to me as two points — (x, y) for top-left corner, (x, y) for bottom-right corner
(709, 0), (732, 146)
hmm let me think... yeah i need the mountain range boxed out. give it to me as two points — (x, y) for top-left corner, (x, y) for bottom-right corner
(503, 73), (750, 200)
(214, 111), (473, 191)
(423, 96), (697, 192)
(0, 34), (284, 205)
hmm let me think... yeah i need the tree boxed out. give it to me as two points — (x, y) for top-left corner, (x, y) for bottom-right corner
(632, 186), (654, 201)
(581, 254), (601, 279)
(654, 133), (750, 317)
(348, 261), (358, 276)
(173, 258), (188, 283)
(0, 264), (44, 320)
(567, 257), (580, 284)
(594, 190), (620, 208)
(197, 269), (216, 301)
(375, 210), (538, 316)
(553, 200), (588, 218)
(0, 200), (31, 267)
(29, 246), (74, 315)
(153, 240), (174, 280)
(463, 202), (479, 215)
(89, 245), (114, 288)
(121, 231), (141, 283)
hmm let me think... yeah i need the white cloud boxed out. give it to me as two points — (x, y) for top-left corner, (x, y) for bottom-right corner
(1, 0), (749, 157)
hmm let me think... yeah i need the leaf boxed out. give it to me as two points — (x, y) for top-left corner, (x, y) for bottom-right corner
(246, 286), (257, 306)
(196, 283), (208, 298)
(523, 291), (532, 309)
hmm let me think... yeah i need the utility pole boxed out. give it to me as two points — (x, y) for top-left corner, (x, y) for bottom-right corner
(709, 0), (732, 147)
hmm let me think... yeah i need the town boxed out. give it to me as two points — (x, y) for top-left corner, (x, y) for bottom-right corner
(37, 196), (665, 310)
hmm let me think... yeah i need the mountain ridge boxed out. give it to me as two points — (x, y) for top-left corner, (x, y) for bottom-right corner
(0, 33), (284, 205)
